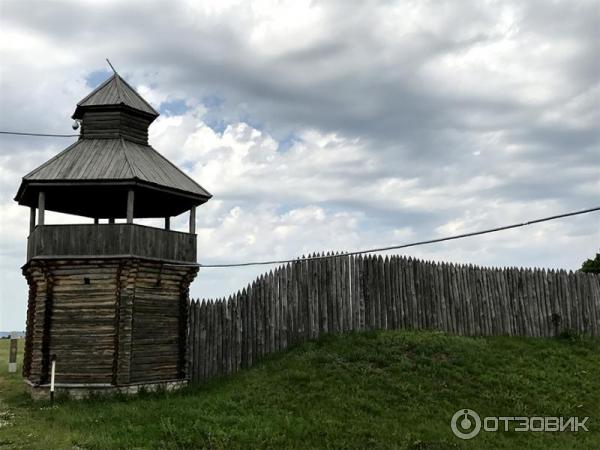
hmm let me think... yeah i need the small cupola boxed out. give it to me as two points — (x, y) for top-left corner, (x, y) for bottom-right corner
(72, 73), (159, 144)
(14, 72), (211, 220)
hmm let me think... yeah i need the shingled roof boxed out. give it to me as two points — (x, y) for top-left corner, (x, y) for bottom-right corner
(19, 138), (210, 198)
(72, 73), (159, 119)
(15, 71), (211, 218)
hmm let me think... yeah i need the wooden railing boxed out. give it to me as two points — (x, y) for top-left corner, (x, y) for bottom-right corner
(27, 223), (196, 263)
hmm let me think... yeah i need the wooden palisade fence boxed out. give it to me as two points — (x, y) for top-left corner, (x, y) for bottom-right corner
(187, 254), (600, 383)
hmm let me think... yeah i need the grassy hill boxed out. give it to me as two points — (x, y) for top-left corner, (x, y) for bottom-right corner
(1, 330), (598, 449)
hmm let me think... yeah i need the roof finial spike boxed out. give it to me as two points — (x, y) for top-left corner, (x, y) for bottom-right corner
(106, 58), (118, 75)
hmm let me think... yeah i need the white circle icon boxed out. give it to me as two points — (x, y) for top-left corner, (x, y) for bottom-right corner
(451, 409), (481, 439)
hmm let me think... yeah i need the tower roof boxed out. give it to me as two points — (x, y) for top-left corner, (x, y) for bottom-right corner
(15, 71), (212, 218)
(20, 138), (210, 197)
(72, 73), (159, 119)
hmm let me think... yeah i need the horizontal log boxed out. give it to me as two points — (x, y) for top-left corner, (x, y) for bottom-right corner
(133, 306), (180, 316)
(52, 305), (116, 313)
(52, 293), (117, 300)
(131, 364), (178, 372)
(54, 363), (114, 371)
(51, 268), (120, 276)
(132, 355), (178, 364)
(51, 316), (115, 324)
(54, 375), (113, 383)
(51, 285), (117, 293)
(131, 349), (179, 357)
(131, 338), (180, 345)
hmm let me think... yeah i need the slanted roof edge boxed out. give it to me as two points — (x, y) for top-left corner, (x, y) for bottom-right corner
(117, 75), (159, 116)
(75, 73), (159, 117)
(145, 144), (212, 198)
(76, 76), (115, 106)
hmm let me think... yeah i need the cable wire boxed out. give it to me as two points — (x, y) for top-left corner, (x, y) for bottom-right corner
(185, 206), (599, 268)
(3, 124), (596, 268)
(0, 131), (79, 137)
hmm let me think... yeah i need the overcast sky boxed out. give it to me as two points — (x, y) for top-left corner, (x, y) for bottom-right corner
(1, 0), (598, 330)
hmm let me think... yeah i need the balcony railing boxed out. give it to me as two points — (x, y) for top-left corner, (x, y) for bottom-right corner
(27, 224), (197, 263)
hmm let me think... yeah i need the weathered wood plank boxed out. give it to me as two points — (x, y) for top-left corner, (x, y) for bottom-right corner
(185, 257), (600, 386)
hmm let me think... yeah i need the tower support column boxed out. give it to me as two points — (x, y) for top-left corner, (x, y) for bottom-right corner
(29, 207), (36, 233)
(127, 190), (135, 224)
(189, 207), (196, 234)
(38, 192), (45, 226)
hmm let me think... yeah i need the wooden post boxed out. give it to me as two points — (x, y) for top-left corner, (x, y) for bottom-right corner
(8, 338), (18, 373)
(94, 218), (99, 224)
(126, 189), (134, 224)
(189, 207), (196, 234)
(108, 218), (115, 224)
(50, 354), (56, 403)
(165, 217), (170, 230)
(37, 191), (45, 226)
(29, 207), (36, 233)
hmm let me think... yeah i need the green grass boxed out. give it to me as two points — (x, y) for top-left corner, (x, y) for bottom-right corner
(0, 331), (599, 449)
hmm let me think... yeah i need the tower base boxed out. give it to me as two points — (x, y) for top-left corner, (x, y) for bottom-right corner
(22, 257), (197, 398)
(24, 379), (188, 401)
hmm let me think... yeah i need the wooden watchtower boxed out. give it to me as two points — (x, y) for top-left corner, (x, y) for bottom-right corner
(15, 72), (211, 398)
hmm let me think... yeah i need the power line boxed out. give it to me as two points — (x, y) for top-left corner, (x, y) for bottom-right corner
(2, 124), (597, 267)
(186, 206), (599, 268)
(0, 131), (79, 138)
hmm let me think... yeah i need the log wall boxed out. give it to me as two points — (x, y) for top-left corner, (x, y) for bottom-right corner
(129, 263), (195, 383)
(22, 258), (197, 387)
(188, 254), (600, 383)
(81, 109), (151, 144)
